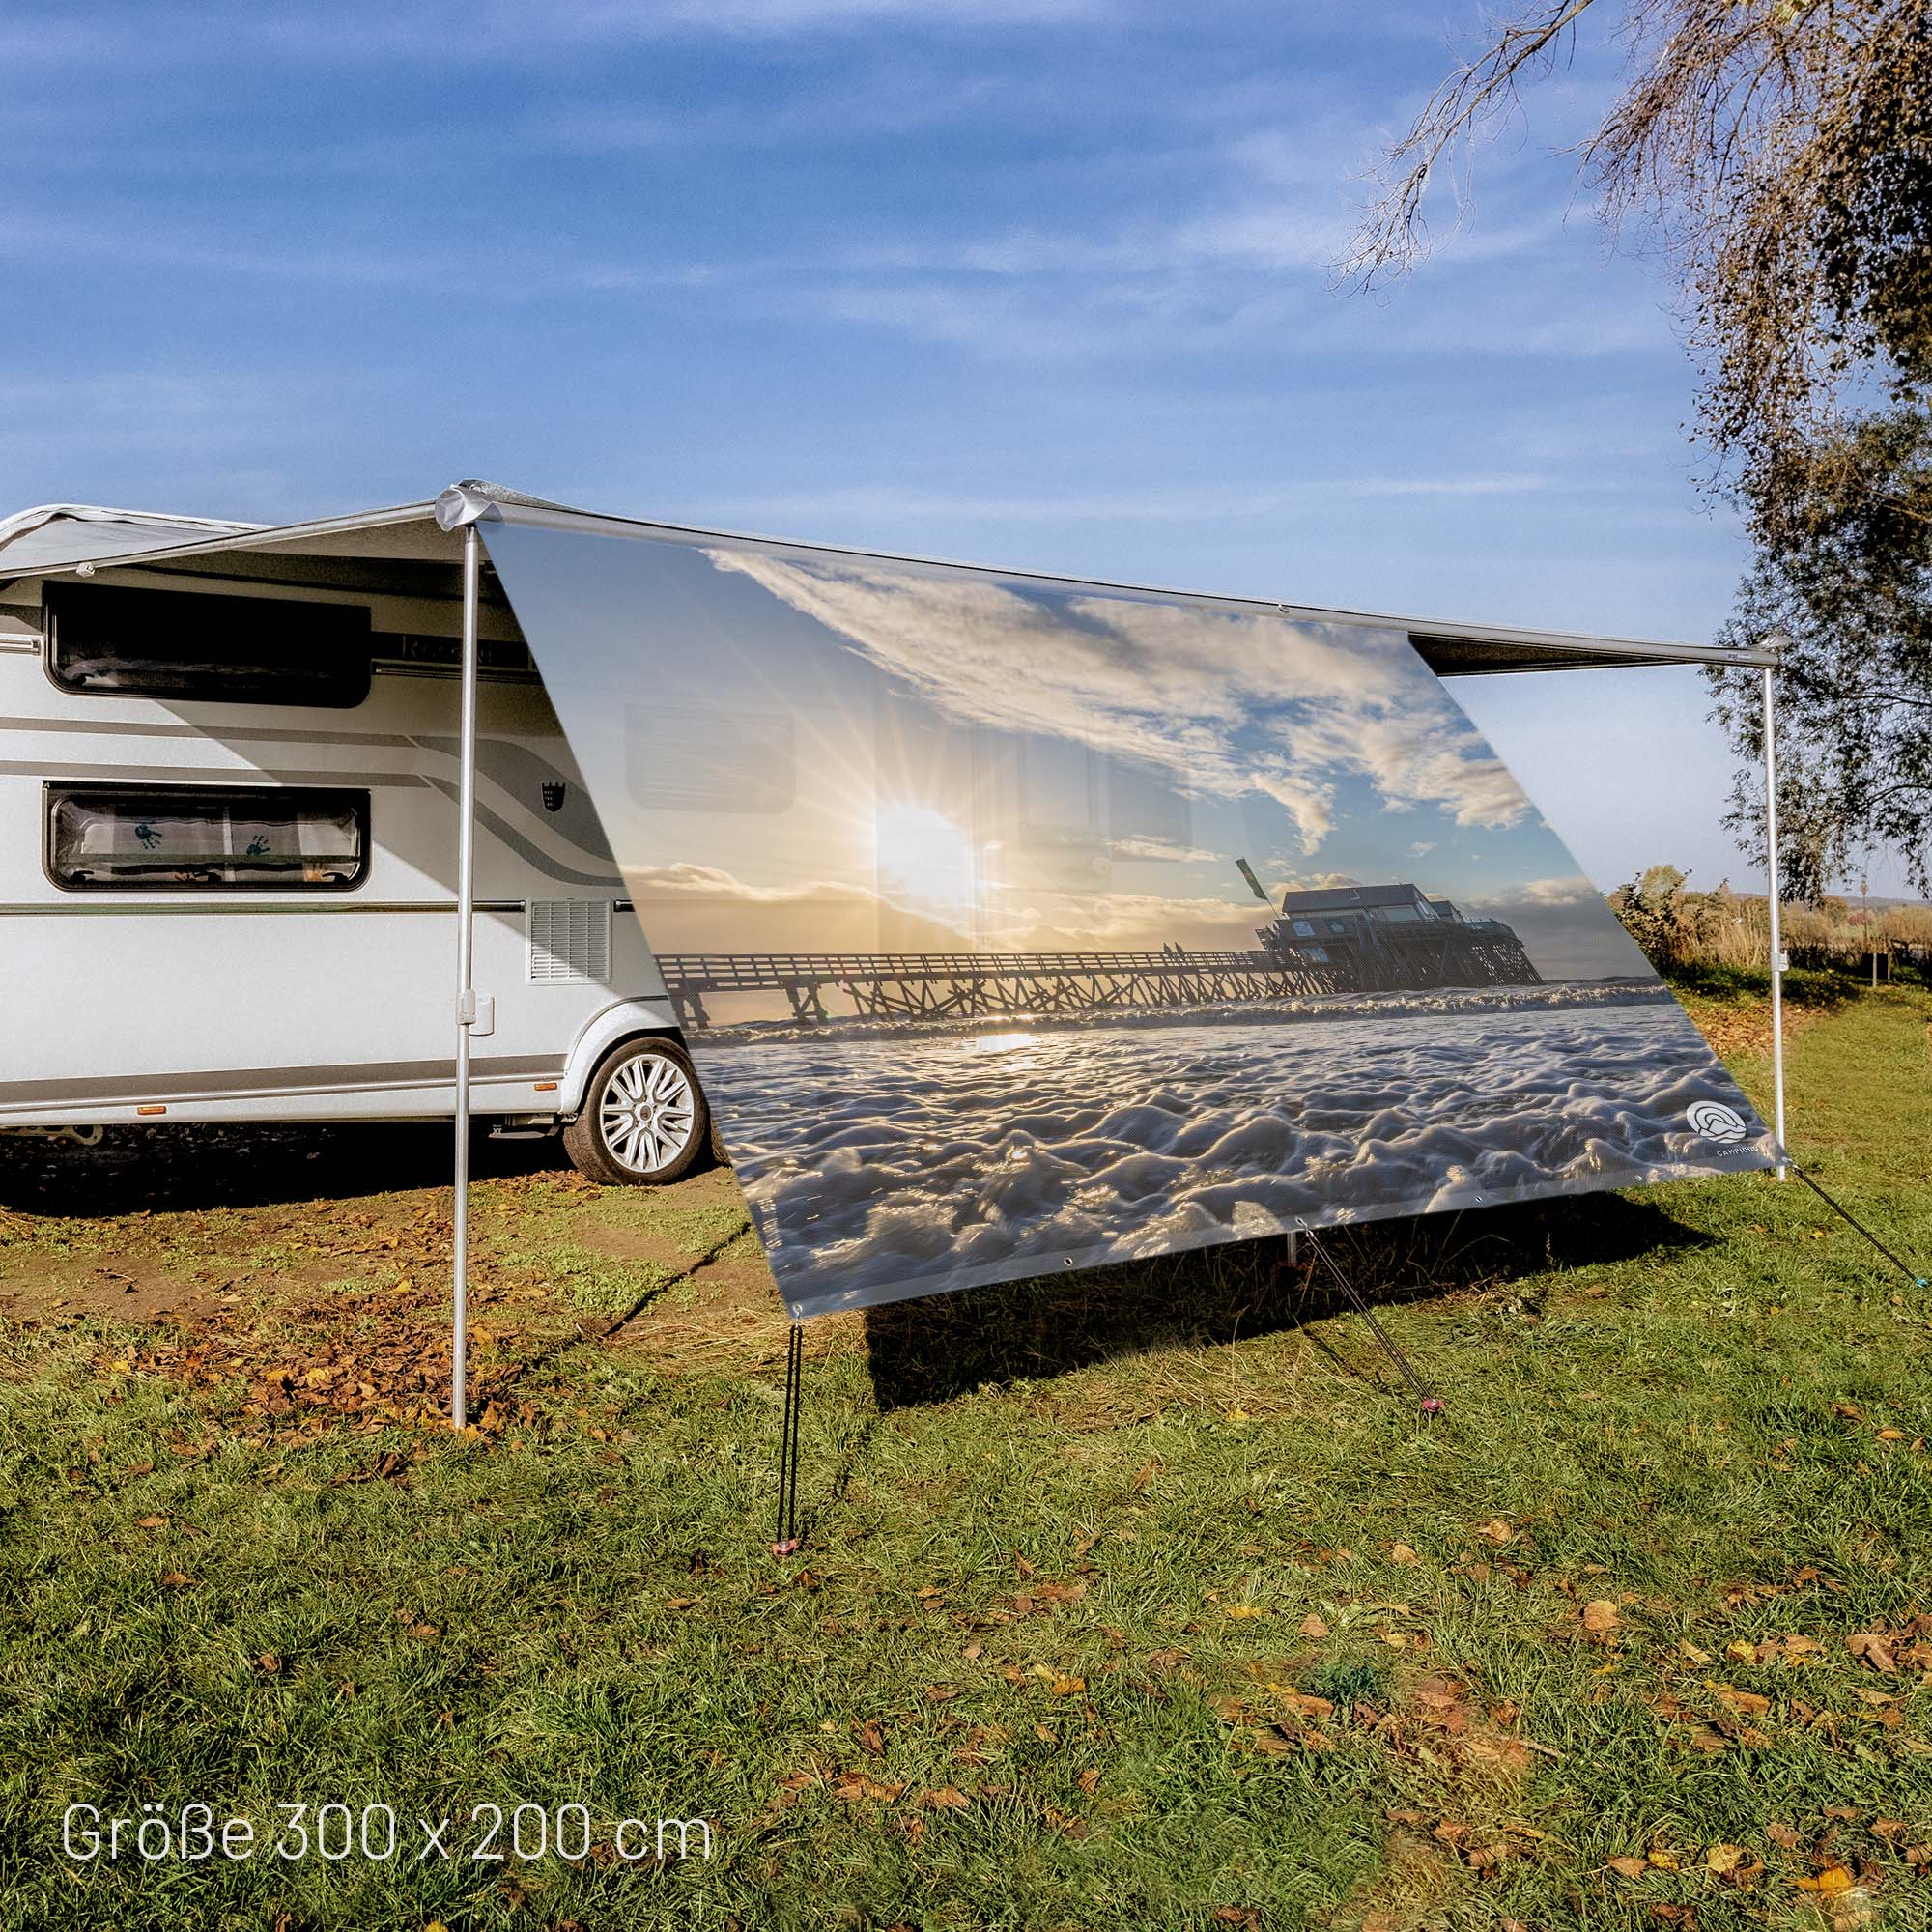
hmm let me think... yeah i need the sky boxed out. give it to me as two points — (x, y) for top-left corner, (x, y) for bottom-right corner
(0, 0), (1907, 896)
(483, 518), (1656, 989)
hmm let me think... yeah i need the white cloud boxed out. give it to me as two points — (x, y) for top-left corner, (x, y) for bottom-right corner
(704, 549), (1531, 853)
(1516, 873), (1602, 905)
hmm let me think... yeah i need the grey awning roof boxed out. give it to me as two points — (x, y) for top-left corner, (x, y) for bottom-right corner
(0, 484), (1781, 675)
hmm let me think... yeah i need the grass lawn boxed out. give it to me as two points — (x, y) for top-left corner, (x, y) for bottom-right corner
(3, 979), (1931, 1931)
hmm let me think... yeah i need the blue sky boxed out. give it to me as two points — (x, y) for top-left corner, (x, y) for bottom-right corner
(0, 0), (1893, 894)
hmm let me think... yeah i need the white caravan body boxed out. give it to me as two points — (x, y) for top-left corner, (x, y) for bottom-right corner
(0, 504), (679, 1135)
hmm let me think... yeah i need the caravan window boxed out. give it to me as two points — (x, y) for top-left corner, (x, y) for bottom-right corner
(43, 582), (372, 706)
(45, 784), (369, 892)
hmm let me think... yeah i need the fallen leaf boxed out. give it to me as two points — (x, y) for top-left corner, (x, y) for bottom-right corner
(1581, 1600), (1619, 1633)
(913, 1786), (969, 1810)
(1048, 1676), (1086, 1697)
(830, 1775), (904, 1804)
(1299, 1613), (1329, 1638)
(1477, 1520), (1514, 1546)
(1705, 1842), (1745, 1873)
(1606, 1855), (1647, 1878)
(1224, 1605), (1266, 1621)
(855, 1719), (885, 1756)
(1794, 1867), (1855, 1894)
(1390, 1543), (1420, 1566)
(1849, 1632), (1898, 1673)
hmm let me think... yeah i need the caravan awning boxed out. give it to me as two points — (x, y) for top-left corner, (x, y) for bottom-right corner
(7, 482), (1781, 1326)
(8, 483), (1781, 677)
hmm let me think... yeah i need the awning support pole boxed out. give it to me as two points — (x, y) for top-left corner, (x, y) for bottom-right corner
(451, 523), (481, 1427)
(1762, 664), (1787, 1180)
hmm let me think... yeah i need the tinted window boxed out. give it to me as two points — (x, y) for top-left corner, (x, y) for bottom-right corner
(43, 582), (372, 706)
(46, 784), (369, 892)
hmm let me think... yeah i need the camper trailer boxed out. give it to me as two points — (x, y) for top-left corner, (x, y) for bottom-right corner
(0, 502), (706, 1185)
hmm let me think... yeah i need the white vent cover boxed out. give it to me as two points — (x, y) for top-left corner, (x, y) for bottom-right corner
(526, 898), (611, 984)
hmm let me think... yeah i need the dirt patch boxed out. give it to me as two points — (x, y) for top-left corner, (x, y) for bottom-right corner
(1681, 994), (1822, 1063)
(0, 1258), (234, 1328)
(602, 1251), (862, 1371)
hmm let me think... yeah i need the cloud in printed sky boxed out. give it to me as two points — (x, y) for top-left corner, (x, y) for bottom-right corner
(705, 550), (1530, 853)
(1516, 873), (1600, 905)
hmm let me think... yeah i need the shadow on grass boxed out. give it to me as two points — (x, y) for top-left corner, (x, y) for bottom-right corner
(0, 1121), (579, 1217)
(1663, 961), (1864, 1010)
(861, 1190), (1714, 1411)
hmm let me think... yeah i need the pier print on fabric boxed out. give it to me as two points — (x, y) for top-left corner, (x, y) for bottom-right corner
(481, 514), (1776, 1317)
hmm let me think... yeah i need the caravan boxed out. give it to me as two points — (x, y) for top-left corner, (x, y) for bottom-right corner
(0, 502), (709, 1185)
(0, 486), (1790, 1221)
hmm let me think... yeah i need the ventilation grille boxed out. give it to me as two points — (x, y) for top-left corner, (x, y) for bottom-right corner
(527, 898), (611, 984)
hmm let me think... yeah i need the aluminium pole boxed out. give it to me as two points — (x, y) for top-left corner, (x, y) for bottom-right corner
(1762, 663), (1787, 1180)
(451, 523), (482, 1427)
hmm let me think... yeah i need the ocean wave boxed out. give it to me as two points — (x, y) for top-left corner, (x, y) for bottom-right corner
(696, 1001), (1771, 1317)
(690, 977), (1673, 1050)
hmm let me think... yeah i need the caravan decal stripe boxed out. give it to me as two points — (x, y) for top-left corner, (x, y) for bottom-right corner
(0, 718), (419, 747)
(0, 1055), (567, 1109)
(0, 761), (427, 786)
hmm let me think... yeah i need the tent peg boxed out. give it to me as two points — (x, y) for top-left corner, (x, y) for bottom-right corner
(1299, 1225), (1442, 1418)
(773, 1321), (805, 1557)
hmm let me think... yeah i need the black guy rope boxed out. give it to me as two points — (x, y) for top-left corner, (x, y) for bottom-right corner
(1299, 1225), (1443, 1418)
(773, 1321), (804, 1557)
(1778, 1154), (1929, 1290)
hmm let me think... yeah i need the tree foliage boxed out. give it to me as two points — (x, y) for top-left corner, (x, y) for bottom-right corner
(1709, 411), (1932, 898)
(1347, 0), (1932, 895)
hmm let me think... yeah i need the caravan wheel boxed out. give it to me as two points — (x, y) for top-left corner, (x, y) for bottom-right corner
(563, 1037), (709, 1186)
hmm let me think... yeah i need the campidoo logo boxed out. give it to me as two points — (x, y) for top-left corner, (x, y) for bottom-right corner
(1687, 1100), (1749, 1143)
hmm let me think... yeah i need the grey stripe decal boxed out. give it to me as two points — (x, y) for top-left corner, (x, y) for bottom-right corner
(420, 774), (622, 889)
(0, 899), (526, 915)
(412, 733), (613, 864)
(0, 762), (427, 786)
(0, 716), (417, 747)
(0, 1054), (568, 1109)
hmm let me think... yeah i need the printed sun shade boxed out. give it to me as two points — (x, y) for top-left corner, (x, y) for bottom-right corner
(481, 513), (1775, 1318)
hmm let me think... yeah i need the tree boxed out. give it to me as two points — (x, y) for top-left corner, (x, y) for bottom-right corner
(1708, 409), (1932, 898)
(1344, 0), (1932, 895)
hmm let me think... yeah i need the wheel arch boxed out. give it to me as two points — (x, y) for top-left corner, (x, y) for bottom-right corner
(559, 999), (689, 1118)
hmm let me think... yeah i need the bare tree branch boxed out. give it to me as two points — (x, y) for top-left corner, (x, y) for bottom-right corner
(1337, 0), (1600, 289)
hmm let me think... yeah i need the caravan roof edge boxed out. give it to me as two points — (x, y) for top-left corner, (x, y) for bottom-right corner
(17, 486), (1781, 676)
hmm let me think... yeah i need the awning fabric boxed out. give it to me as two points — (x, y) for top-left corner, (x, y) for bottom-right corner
(477, 505), (1774, 1320)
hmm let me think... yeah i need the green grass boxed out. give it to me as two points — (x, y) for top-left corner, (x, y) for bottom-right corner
(2, 987), (1930, 1929)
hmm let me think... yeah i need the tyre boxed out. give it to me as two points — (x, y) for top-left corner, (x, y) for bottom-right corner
(561, 1037), (710, 1186)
